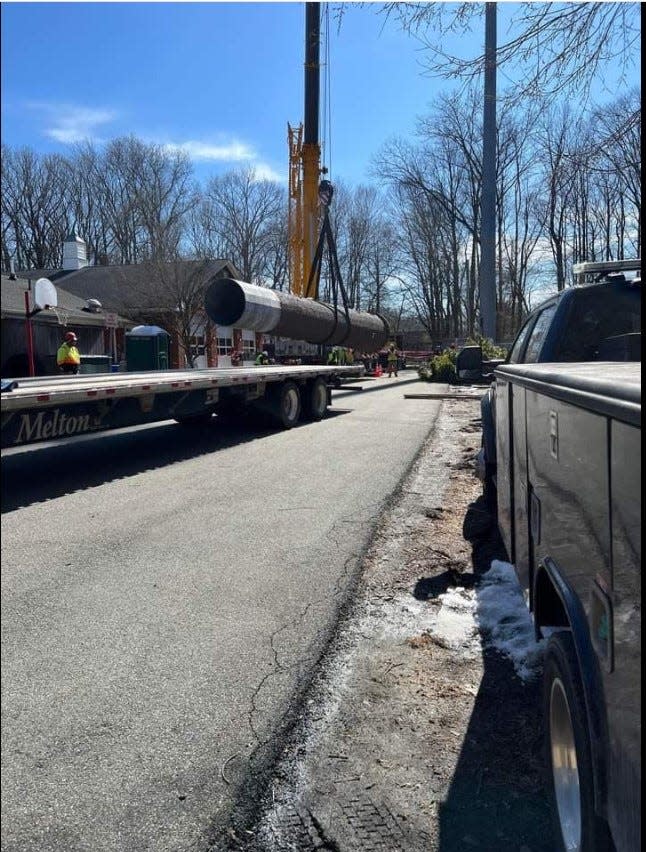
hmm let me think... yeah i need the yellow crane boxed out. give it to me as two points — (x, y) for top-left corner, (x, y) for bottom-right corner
(288, 3), (323, 299)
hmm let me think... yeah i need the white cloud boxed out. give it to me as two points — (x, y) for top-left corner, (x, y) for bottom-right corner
(162, 139), (284, 183)
(27, 102), (118, 143)
(251, 161), (284, 183)
(163, 139), (256, 162)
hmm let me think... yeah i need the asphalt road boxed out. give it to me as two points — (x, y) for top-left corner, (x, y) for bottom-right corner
(1, 371), (440, 852)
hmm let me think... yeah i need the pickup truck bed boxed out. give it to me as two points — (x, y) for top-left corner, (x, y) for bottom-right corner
(494, 360), (641, 852)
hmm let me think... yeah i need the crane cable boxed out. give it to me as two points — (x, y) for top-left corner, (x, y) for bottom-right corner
(321, 3), (332, 181)
(309, 0), (351, 332)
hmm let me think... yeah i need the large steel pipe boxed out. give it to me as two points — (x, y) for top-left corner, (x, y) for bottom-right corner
(205, 278), (390, 352)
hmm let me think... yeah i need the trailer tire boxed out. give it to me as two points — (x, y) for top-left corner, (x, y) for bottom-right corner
(543, 631), (610, 852)
(301, 377), (328, 421)
(267, 381), (301, 429)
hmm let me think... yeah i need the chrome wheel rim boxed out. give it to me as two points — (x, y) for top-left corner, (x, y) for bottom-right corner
(313, 383), (326, 414)
(550, 677), (582, 851)
(284, 388), (299, 422)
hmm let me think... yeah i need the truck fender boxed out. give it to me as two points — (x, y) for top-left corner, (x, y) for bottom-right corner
(480, 388), (496, 466)
(534, 556), (610, 818)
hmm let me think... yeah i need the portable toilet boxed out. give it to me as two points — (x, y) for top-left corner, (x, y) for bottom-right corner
(125, 325), (170, 371)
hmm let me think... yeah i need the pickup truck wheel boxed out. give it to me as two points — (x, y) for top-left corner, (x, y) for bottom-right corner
(543, 632), (609, 852)
(301, 377), (328, 421)
(267, 381), (301, 428)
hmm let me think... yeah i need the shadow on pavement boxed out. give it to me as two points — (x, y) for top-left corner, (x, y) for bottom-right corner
(437, 495), (555, 852)
(332, 372), (421, 398)
(1, 410), (352, 513)
(0, 374), (421, 513)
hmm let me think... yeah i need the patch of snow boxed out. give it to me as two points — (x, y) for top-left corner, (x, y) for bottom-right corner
(429, 587), (480, 654)
(370, 594), (439, 642)
(440, 587), (477, 612)
(476, 560), (547, 681)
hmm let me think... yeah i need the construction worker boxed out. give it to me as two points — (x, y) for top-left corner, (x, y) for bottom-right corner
(387, 343), (399, 378)
(327, 346), (339, 365)
(255, 350), (269, 366)
(346, 347), (355, 365)
(57, 331), (81, 375)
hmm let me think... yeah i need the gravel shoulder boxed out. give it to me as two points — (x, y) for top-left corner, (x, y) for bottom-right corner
(222, 396), (555, 852)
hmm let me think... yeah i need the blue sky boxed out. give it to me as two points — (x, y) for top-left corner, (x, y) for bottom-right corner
(0, 1), (495, 185)
(1, 2), (636, 188)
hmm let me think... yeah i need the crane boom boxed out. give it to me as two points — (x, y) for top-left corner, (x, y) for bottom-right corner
(288, 2), (322, 299)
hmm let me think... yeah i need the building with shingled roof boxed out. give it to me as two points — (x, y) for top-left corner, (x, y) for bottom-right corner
(13, 233), (259, 371)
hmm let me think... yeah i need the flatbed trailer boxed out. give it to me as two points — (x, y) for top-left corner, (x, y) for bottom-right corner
(0, 364), (364, 449)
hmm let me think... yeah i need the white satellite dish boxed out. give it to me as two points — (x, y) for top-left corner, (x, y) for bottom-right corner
(33, 278), (58, 309)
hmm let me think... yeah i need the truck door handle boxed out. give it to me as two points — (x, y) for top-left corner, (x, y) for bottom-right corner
(530, 491), (541, 544)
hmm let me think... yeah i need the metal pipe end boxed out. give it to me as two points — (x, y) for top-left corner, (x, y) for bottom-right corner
(205, 278), (246, 326)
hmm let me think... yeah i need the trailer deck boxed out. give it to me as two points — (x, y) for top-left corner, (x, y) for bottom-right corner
(0, 365), (364, 447)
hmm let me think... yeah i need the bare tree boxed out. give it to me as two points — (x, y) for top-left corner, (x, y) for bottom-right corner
(186, 196), (228, 260)
(494, 104), (545, 333)
(124, 139), (196, 261)
(364, 214), (400, 315)
(535, 104), (578, 290)
(378, 88), (486, 338)
(377, 2), (639, 102)
(262, 208), (290, 290)
(130, 259), (214, 368)
(198, 168), (284, 283)
(535, 94), (641, 280)
(92, 138), (144, 264)
(591, 92), (641, 257)
(1, 146), (69, 269)
(341, 186), (377, 309)
(66, 142), (115, 264)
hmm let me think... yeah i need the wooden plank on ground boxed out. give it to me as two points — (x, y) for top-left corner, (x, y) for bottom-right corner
(404, 393), (485, 400)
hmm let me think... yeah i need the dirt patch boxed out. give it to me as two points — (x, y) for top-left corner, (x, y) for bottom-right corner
(221, 401), (554, 852)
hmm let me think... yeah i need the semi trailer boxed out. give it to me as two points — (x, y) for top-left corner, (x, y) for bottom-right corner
(0, 363), (365, 449)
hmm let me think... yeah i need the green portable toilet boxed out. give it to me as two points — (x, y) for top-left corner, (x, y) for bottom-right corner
(125, 325), (170, 371)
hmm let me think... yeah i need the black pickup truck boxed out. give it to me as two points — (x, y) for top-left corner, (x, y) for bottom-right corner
(479, 261), (641, 852)
(479, 260), (641, 501)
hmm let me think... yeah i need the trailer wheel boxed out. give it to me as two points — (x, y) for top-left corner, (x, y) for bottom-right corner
(543, 631), (609, 852)
(301, 377), (328, 421)
(267, 381), (301, 428)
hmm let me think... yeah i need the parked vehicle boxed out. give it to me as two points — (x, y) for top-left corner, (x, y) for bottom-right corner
(494, 359), (640, 852)
(455, 345), (505, 383)
(478, 259), (641, 505)
(483, 258), (641, 851)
